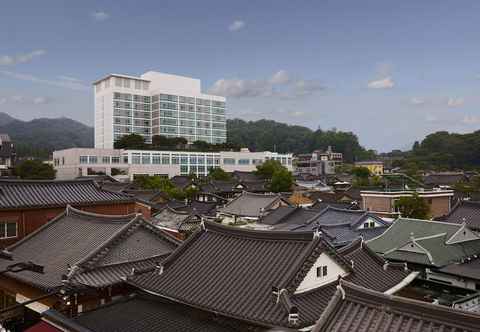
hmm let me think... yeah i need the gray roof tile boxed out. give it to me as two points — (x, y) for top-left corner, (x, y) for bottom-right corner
(0, 179), (133, 210)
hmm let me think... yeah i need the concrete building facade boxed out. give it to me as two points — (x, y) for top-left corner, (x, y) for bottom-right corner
(94, 71), (226, 149)
(53, 148), (293, 181)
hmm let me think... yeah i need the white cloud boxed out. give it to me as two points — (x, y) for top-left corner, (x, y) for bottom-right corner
(208, 70), (324, 98)
(462, 115), (480, 125)
(270, 70), (290, 85)
(367, 77), (395, 89)
(0, 95), (52, 105)
(0, 70), (89, 91)
(57, 75), (83, 83)
(0, 50), (46, 66)
(410, 97), (425, 105)
(447, 97), (464, 108)
(91, 11), (110, 21)
(289, 111), (305, 117)
(228, 20), (245, 31)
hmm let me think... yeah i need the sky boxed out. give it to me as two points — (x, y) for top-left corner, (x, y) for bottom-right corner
(1, 0), (480, 152)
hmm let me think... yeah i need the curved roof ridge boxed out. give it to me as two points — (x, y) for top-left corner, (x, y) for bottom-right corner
(66, 205), (139, 222)
(205, 221), (314, 241)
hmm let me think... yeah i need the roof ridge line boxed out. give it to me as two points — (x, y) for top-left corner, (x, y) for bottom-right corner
(72, 214), (143, 271)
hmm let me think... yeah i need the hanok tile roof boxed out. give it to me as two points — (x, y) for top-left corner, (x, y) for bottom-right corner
(232, 171), (262, 182)
(201, 180), (239, 194)
(307, 192), (355, 204)
(285, 207), (390, 246)
(260, 206), (320, 226)
(312, 280), (480, 332)
(175, 200), (218, 217)
(170, 175), (194, 190)
(151, 207), (200, 233)
(44, 293), (243, 332)
(310, 201), (358, 211)
(437, 200), (480, 230)
(218, 191), (284, 218)
(127, 223), (413, 329)
(439, 257), (480, 281)
(0, 207), (180, 291)
(241, 180), (268, 192)
(367, 218), (480, 267)
(0, 179), (133, 210)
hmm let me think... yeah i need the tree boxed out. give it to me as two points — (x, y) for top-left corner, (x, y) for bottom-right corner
(114, 134), (145, 149)
(270, 168), (294, 192)
(394, 193), (430, 219)
(255, 160), (284, 179)
(351, 166), (370, 178)
(15, 159), (56, 180)
(208, 167), (232, 181)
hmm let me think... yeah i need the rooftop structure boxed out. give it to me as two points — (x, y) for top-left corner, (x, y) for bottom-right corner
(312, 280), (480, 332)
(127, 225), (414, 329)
(93, 71), (226, 148)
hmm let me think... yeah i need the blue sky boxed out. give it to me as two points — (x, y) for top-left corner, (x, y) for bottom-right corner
(1, 0), (480, 151)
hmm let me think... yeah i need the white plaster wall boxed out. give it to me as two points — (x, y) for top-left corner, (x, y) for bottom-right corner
(295, 253), (349, 293)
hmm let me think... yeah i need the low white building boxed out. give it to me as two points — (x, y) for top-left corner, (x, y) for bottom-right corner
(53, 148), (293, 181)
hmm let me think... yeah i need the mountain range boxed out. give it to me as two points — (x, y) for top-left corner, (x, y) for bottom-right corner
(0, 112), (94, 158)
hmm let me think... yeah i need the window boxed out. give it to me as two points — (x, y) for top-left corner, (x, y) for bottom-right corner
(115, 77), (122, 87)
(79, 156), (88, 164)
(104, 78), (110, 89)
(88, 156), (98, 164)
(162, 154), (170, 165)
(171, 154), (179, 164)
(123, 78), (131, 88)
(102, 156), (111, 164)
(316, 266), (328, 278)
(238, 159), (250, 165)
(223, 158), (235, 165)
(0, 222), (17, 239)
(112, 156), (120, 164)
(142, 154), (151, 164)
(135, 80), (141, 90)
(152, 154), (161, 164)
(132, 154), (141, 164)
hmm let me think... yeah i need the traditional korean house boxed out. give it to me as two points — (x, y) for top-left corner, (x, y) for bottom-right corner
(437, 200), (480, 232)
(0, 179), (137, 247)
(312, 280), (480, 332)
(0, 206), (180, 330)
(126, 222), (416, 330)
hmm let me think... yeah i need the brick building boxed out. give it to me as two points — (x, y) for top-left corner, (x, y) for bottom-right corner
(0, 179), (139, 247)
(360, 189), (454, 218)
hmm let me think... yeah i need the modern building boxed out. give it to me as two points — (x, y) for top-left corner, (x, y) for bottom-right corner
(354, 160), (384, 175)
(53, 148), (293, 180)
(294, 146), (342, 177)
(93, 71), (226, 149)
(361, 188), (454, 218)
(0, 134), (16, 176)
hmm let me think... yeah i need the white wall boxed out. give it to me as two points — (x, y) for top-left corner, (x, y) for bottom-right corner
(295, 253), (349, 293)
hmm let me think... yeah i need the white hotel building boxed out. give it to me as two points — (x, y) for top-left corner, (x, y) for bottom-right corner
(53, 71), (293, 180)
(53, 148), (293, 181)
(94, 71), (226, 149)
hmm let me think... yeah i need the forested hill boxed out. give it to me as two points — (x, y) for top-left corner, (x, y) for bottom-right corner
(227, 119), (376, 163)
(392, 130), (480, 170)
(0, 112), (93, 158)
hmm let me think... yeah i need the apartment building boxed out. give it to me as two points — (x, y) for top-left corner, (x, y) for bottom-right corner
(94, 71), (226, 149)
(294, 146), (342, 176)
(53, 148), (293, 180)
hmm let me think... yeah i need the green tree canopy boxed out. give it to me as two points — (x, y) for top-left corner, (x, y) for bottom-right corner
(351, 166), (370, 178)
(15, 159), (56, 180)
(270, 167), (294, 192)
(208, 167), (232, 181)
(114, 134), (146, 149)
(394, 193), (430, 219)
(255, 160), (285, 179)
